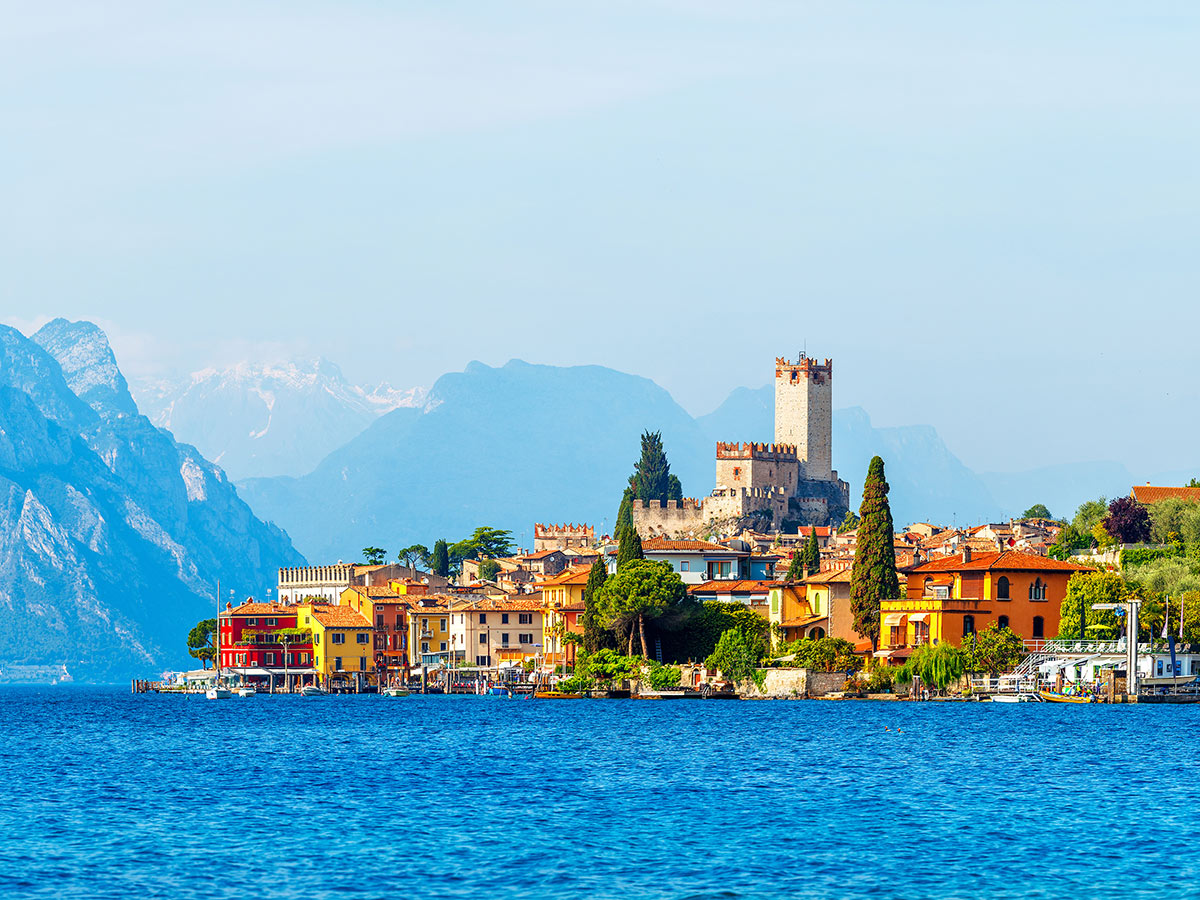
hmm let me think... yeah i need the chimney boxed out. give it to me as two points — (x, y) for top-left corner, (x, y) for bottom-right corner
(962, 546), (972, 563)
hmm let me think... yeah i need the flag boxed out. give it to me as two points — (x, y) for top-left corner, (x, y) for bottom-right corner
(1170, 635), (1178, 679)
(1162, 595), (1170, 640)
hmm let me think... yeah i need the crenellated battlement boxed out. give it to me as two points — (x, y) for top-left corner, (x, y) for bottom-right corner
(533, 522), (594, 551)
(715, 441), (798, 461)
(631, 498), (703, 512)
(533, 523), (592, 536)
(775, 354), (833, 380)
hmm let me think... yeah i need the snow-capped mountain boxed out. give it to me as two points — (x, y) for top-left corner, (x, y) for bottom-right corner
(0, 319), (304, 679)
(131, 360), (426, 480)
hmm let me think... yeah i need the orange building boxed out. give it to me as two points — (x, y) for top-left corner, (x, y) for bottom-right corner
(878, 549), (1091, 660)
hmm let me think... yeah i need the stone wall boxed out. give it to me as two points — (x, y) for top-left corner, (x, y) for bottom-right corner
(714, 442), (801, 495)
(740, 668), (849, 698)
(774, 355), (833, 483)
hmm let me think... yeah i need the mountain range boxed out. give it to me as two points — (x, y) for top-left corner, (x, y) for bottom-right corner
(132, 361), (425, 480)
(0, 320), (303, 680)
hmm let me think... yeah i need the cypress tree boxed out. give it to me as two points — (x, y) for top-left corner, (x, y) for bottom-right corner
(582, 556), (611, 653)
(667, 474), (683, 503)
(850, 456), (900, 650)
(616, 488), (634, 536)
(616, 527), (644, 571)
(630, 431), (672, 502)
(786, 548), (805, 582)
(805, 530), (821, 576)
(431, 539), (449, 577)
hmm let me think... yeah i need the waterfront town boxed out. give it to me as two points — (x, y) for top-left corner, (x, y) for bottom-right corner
(172, 356), (1200, 704)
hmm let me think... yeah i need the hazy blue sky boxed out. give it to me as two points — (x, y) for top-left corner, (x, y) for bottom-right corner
(3, 2), (1198, 476)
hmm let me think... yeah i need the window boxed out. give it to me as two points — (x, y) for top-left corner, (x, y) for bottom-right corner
(440, 618), (447, 630)
(501, 633), (510, 646)
(1157, 660), (1164, 676)
(923, 577), (934, 597)
(266, 618), (278, 627)
(357, 633), (370, 644)
(439, 641), (447, 652)
(996, 577), (1010, 600)
(962, 615), (975, 637)
(479, 634), (487, 644)
(238, 653), (246, 665)
(998, 615), (1009, 630)
(1029, 579), (1047, 601)
(314, 634), (320, 645)
(377, 615), (384, 627)
(479, 613), (487, 624)
(335, 657), (343, 671)
(395, 614), (403, 627)
(246, 618), (257, 626)
(519, 613), (532, 625)
(302, 653), (310, 664)
(266, 653), (274, 665)
(933, 586), (950, 600)
(1192, 660), (1199, 676)
(286, 653), (294, 665)
(1033, 616), (1045, 639)
(502, 613), (510, 624)
(680, 561), (690, 572)
(331, 633), (345, 645)
(421, 642), (430, 653)
(519, 633), (533, 643)
(476, 655), (490, 666)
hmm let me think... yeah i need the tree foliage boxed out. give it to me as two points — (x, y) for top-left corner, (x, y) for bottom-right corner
(431, 539), (449, 577)
(596, 559), (686, 656)
(775, 636), (860, 672)
(397, 544), (430, 569)
(646, 661), (682, 690)
(896, 643), (965, 693)
(1022, 504), (1053, 520)
(785, 548), (805, 582)
(1102, 496), (1151, 545)
(960, 623), (1026, 675)
(803, 530), (821, 576)
(1072, 498), (1109, 539)
(628, 430), (675, 504)
(1147, 498), (1200, 546)
(450, 526), (514, 562)
(706, 627), (758, 684)
(582, 557), (611, 653)
(667, 474), (683, 503)
(574, 649), (641, 688)
(361, 547), (387, 566)
(615, 488), (634, 536)
(850, 456), (899, 649)
(1057, 571), (1126, 640)
(477, 559), (500, 582)
(616, 528), (644, 571)
(187, 618), (217, 668)
(1048, 525), (1091, 560)
(658, 600), (769, 664)
(839, 510), (860, 532)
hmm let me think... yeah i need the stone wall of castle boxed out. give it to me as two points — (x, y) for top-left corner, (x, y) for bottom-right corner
(774, 355), (833, 482)
(533, 522), (594, 552)
(714, 442), (801, 495)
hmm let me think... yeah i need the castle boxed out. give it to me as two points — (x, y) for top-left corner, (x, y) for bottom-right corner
(633, 354), (850, 538)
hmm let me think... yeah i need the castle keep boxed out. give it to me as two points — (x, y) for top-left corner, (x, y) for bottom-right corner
(633, 354), (850, 538)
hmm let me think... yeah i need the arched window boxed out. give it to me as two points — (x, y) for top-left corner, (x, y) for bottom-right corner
(963, 615), (975, 637)
(923, 576), (934, 597)
(997, 576), (1010, 600)
(1033, 616), (1045, 638)
(1028, 578), (1046, 601)
(809, 626), (826, 639)
(998, 615), (1009, 630)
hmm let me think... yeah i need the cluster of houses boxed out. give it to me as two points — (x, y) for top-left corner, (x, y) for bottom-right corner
(208, 507), (1113, 692)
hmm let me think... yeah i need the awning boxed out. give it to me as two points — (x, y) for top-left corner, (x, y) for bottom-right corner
(882, 613), (906, 626)
(909, 613), (930, 623)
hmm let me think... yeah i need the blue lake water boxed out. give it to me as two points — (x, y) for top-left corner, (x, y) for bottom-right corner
(2, 686), (1198, 899)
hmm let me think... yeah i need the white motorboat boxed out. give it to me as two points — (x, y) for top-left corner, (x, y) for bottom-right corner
(236, 687), (256, 698)
(300, 685), (325, 696)
(989, 693), (1039, 703)
(381, 687), (410, 698)
(206, 687), (232, 700)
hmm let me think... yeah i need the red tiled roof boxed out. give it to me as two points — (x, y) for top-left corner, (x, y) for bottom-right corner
(539, 568), (592, 588)
(687, 580), (771, 594)
(1132, 485), (1200, 505)
(307, 606), (373, 628)
(642, 537), (741, 553)
(223, 602), (293, 617)
(911, 550), (1091, 574)
(524, 549), (565, 560)
(779, 614), (825, 628)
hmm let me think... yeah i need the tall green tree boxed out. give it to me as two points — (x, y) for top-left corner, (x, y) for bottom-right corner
(478, 559), (500, 582)
(1072, 498), (1108, 539)
(961, 623), (1026, 675)
(1022, 503), (1053, 521)
(1057, 571), (1125, 639)
(616, 528), (644, 571)
(431, 539), (450, 577)
(849, 456), (899, 650)
(582, 557), (612, 653)
(397, 544), (430, 569)
(803, 530), (821, 576)
(597, 559), (686, 657)
(785, 548), (805, 581)
(615, 488), (634, 535)
(629, 430), (675, 503)
(361, 547), (387, 565)
(187, 618), (217, 669)
(706, 628), (757, 684)
(839, 510), (860, 532)
(667, 475), (683, 502)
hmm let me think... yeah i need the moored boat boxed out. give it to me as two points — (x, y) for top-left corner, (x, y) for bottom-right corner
(236, 687), (255, 697)
(381, 687), (410, 697)
(206, 687), (232, 700)
(533, 690), (582, 699)
(300, 685), (326, 697)
(1038, 690), (1096, 704)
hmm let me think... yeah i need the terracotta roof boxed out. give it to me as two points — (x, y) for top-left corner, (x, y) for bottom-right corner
(1132, 485), (1200, 505)
(688, 580), (771, 594)
(524, 549), (565, 560)
(911, 550), (1092, 574)
(223, 602), (294, 617)
(642, 537), (742, 553)
(805, 568), (852, 584)
(539, 568), (592, 588)
(307, 606), (373, 628)
(345, 586), (403, 600)
(780, 614), (825, 628)
(460, 595), (546, 611)
(796, 526), (831, 537)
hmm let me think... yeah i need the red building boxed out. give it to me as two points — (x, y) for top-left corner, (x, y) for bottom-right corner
(218, 601), (316, 689)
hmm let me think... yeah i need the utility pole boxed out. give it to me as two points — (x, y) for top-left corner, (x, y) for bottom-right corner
(1095, 599), (1143, 700)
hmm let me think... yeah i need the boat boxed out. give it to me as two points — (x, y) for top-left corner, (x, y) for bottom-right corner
(989, 693), (1039, 703)
(236, 687), (256, 698)
(1038, 690), (1096, 704)
(300, 685), (326, 696)
(637, 690), (688, 700)
(381, 687), (410, 698)
(206, 687), (232, 700)
(533, 690), (582, 699)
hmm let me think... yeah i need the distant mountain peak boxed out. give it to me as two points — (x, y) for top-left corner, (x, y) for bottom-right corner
(32, 319), (138, 419)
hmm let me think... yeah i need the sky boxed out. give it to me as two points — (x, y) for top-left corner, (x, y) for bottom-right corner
(3, 1), (1199, 477)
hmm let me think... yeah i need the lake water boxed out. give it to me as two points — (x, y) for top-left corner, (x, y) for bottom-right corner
(2, 686), (1197, 899)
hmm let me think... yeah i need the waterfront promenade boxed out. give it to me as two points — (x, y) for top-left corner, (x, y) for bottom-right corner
(3, 685), (1198, 899)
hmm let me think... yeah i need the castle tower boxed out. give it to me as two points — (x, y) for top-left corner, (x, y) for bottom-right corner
(774, 355), (833, 482)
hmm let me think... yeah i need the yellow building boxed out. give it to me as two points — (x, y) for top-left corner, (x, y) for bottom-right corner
(296, 603), (374, 687)
(407, 597), (451, 666)
(539, 567), (590, 668)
